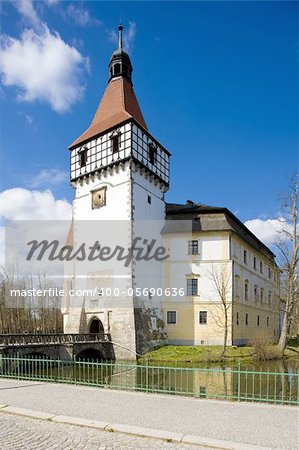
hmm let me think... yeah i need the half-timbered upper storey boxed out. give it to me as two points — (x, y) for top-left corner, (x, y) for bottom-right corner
(70, 120), (170, 185)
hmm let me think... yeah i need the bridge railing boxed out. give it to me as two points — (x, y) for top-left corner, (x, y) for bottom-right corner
(0, 333), (110, 346)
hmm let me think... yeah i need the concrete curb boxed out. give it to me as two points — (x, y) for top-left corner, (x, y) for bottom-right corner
(0, 405), (275, 450)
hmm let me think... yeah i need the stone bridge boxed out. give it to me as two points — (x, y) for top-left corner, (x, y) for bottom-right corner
(0, 334), (115, 361)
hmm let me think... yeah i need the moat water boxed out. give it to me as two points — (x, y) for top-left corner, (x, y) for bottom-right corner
(1, 355), (298, 405)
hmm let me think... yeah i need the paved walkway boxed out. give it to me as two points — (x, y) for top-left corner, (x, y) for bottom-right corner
(0, 379), (298, 449)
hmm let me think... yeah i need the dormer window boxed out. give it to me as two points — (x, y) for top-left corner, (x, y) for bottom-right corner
(149, 142), (156, 164)
(79, 147), (88, 168)
(110, 133), (120, 153)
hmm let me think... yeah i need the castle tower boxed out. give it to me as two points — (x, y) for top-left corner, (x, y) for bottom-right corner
(62, 26), (171, 357)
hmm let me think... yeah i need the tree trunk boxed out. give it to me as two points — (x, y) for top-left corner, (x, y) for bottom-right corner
(221, 307), (228, 357)
(279, 310), (288, 351)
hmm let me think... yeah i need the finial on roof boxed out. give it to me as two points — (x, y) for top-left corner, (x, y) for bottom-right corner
(118, 24), (123, 49)
(109, 24), (133, 83)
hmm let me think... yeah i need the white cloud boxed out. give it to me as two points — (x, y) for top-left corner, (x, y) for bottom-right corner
(66, 3), (102, 27)
(124, 22), (136, 53)
(0, 188), (72, 270)
(245, 217), (291, 245)
(14, 0), (40, 28)
(0, 25), (88, 112)
(29, 169), (68, 188)
(25, 114), (33, 124)
(0, 188), (72, 220)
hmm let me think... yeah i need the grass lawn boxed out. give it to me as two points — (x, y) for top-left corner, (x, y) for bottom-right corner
(139, 342), (299, 365)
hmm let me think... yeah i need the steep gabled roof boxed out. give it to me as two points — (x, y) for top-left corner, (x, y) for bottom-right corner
(69, 77), (147, 149)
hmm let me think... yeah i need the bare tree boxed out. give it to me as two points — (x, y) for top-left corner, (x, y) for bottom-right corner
(206, 263), (232, 357)
(0, 266), (63, 334)
(276, 174), (299, 352)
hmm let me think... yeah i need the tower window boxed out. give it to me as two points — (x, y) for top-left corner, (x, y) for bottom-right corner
(199, 311), (207, 324)
(147, 195), (152, 204)
(148, 143), (156, 164)
(257, 315), (260, 326)
(114, 63), (121, 75)
(167, 311), (176, 324)
(267, 316), (269, 327)
(245, 313), (248, 326)
(236, 312), (239, 325)
(110, 134), (120, 153)
(79, 148), (88, 168)
(243, 250), (247, 264)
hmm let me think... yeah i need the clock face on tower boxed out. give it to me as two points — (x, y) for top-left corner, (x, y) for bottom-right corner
(91, 187), (107, 209)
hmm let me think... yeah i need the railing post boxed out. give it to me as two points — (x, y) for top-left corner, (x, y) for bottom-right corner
(74, 355), (77, 385)
(237, 362), (241, 402)
(17, 352), (20, 380)
(146, 356), (149, 393)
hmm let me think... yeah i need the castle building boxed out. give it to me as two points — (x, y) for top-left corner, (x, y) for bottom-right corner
(62, 26), (280, 357)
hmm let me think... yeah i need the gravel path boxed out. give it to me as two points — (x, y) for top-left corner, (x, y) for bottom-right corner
(0, 412), (200, 449)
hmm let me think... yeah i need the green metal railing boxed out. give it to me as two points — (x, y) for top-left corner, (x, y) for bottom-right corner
(0, 354), (298, 405)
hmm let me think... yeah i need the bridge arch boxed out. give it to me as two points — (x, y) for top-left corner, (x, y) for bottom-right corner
(76, 348), (104, 361)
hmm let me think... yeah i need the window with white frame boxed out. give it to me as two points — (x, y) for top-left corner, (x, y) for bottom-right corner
(254, 285), (258, 302)
(244, 280), (249, 301)
(167, 311), (176, 324)
(187, 278), (198, 296)
(199, 311), (207, 324)
(188, 240), (199, 255)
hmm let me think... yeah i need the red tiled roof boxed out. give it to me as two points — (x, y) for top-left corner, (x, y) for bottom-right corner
(69, 77), (147, 149)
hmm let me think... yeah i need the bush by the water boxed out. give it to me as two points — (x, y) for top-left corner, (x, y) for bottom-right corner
(251, 333), (282, 361)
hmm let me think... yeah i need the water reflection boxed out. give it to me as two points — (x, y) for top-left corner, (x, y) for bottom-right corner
(1, 356), (298, 405)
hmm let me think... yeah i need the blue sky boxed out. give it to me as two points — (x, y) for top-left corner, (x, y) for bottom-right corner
(0, 1), (298, 244)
